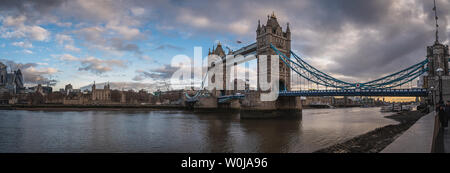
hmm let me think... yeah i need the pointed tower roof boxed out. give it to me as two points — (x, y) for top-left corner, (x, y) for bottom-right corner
(433, 0), (440, 44)
(266, 12), (280, 28)
(214, 42), (225, 57)
(257, 20), (261, 32)
(286, 22), (290, 33)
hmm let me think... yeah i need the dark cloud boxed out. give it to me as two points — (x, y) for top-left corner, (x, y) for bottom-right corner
(0, 0), (65, 12)
(111, 38), (142, 55)
(117, 0), (448, 81)
(133, 65), (180, 81)
(77, 57), (127, 74)
(310, 0), (392, 30)
(2, 0), (450, 83)
(154, 44), (185, 51)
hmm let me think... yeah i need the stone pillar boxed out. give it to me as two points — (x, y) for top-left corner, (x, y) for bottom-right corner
(240, 91), (301, 119)
(194, 96), (218, 109)
(427, 42), (449, 104)
(256, 13), (291, 91)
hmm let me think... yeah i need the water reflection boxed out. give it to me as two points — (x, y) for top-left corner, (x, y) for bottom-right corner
(0, 108), (396, 153)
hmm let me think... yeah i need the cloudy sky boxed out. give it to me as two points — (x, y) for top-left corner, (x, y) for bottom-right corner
(0, 0), (449, 91)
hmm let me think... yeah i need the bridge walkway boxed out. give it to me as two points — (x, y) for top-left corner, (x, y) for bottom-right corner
(381, 112), (439, 153)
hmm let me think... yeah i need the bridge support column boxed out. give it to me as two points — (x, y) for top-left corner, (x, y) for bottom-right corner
(240, 91), (302, 119)
(193, 97), (218, 109)
(218, 99), (241, 110)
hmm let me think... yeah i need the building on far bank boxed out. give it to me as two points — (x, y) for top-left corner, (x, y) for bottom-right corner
(29, 84), (53, 95)
(0, 62), (24, 94)
(91, 81), (111, 102)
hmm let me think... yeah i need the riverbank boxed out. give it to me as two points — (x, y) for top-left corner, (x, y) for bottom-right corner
(0, 104), (186, 111)
(314, 110), (427, 153)
(0, 104), (244, 113)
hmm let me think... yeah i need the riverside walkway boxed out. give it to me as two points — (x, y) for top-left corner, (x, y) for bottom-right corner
(382, 112), (438, 153)
(445, 125), (450, 153)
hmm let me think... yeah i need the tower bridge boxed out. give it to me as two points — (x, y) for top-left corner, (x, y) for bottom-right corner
(187, 12), (449, 118)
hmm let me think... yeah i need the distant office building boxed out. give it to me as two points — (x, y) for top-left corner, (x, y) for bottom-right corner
(0, 62), (24, 94)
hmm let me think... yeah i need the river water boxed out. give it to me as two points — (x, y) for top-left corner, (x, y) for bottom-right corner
(0, 108), (397, 153)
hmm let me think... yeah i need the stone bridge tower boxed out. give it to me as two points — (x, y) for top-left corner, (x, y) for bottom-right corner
(256, 12), (291, 91)
(426, 0), (450, 104)
(239, 12), (301, 119)
(426, 41), (450, 104)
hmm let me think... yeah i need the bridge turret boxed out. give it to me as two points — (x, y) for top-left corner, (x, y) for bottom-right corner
(256, 20), (261, 34)
(427, 43), (449, 77)
(214, 42), (226, 58)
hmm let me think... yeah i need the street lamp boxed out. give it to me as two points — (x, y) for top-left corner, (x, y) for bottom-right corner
(436, 68), (444, 104)
(430, 86), (435, 110)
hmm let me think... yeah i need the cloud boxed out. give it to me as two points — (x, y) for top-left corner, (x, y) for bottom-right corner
(1, 0), (449, 84)
(56, 54), (127, 74)
(23, 49), (33, 54)
(133, 65), (180, 81)
(57, 54), (79, 61)
(55, 34), (80, 52)
(12, 41), (33, 48)
(176, 10), (211, 28)
(64, 44), (81, 52)
(75, 26), (144, 57)
(1, 15), (50, 41)
(153, 44), (185, 51)
(3, 15), (27, 26)
(78, 56), (127, 74)
(106, 21), (142, 40)
(55, 33), (72, 44)
(131, 7), (145, 16)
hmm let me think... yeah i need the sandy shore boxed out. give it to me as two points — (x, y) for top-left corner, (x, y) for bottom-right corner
(314, 110), (426, 153)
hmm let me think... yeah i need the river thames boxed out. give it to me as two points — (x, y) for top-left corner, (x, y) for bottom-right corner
(0, 107), (397, 153)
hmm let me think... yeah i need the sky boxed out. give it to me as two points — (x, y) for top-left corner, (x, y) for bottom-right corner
(0, 0), (449, 91)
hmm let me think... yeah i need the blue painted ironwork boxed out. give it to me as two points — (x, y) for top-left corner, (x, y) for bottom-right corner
(279, 88), (428, 97)
(185, 43), (430, 102)
(270, 44), (428, 90)
(218, 94), (245, 103)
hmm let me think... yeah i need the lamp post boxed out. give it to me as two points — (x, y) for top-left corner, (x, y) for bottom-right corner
(437, 68), (444, 104)
(430, 86), (435, 110)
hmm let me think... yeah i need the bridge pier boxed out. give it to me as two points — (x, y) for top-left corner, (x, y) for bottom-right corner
(218, 99), (241, 109)
(193, 97), (218, 109)
(240, 91), (302, 119)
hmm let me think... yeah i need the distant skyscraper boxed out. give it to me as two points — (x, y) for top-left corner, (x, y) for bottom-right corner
(0, 62), (24, 94)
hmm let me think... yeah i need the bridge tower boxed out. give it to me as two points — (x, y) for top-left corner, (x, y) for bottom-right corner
(239, 13), (301, 119)
(256, 12), (291, 91)
(426, 41), (450, 104)
(426, 0), (450, 104)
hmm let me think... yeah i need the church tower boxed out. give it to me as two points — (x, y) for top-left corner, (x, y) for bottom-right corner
(256, 12), (291, 91)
